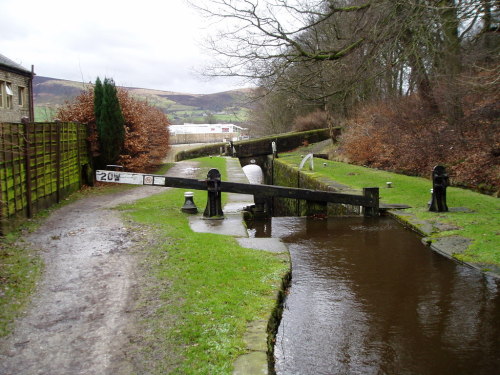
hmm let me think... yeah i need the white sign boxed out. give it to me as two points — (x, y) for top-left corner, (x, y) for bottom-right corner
(154, 176), (166, 185)
(95, 170), (166, 186)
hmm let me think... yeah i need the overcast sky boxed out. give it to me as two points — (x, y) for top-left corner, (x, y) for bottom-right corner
(1, 0), (244, 94)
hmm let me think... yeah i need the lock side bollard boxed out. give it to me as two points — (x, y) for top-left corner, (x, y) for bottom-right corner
(429, 165), (449, 212)
(203, 168), (224, 219)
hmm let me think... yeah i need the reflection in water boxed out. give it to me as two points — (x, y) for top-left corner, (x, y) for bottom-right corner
(247, 217), (500, 375)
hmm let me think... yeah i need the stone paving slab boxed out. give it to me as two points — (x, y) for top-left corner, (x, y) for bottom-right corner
(233, 352), (268, 375)
(188, 214), (248, 237)
(237, 238), (288, 253)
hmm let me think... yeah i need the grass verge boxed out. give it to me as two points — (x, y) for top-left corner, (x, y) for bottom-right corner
(119, 157), (289, 374)
(0, 232), (43, 337)
(278, 151), (500, 267)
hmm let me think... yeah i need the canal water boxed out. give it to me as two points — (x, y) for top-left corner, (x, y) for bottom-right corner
(246, 216), (500, 375)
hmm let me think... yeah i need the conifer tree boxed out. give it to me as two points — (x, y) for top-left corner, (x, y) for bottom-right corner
(93, 77), (103, 122)
(95, 77), (125, 167)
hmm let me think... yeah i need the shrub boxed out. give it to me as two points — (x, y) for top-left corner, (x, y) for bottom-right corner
(339, 91), (500, 194)
(58, 87), (170, 172)
(292, 109), (329, 132)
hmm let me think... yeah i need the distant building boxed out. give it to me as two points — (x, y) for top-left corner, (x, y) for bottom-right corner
(0, 53), (34, 123)
(169, 123), (248, 144)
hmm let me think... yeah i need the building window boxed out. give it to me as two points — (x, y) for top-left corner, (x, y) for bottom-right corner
(0, 81), (3, 108)
(5, 82), (13, 109)
(18, 86), (26, 107)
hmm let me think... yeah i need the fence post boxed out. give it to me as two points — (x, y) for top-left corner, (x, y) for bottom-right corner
(55, 120), (61, 203)
(76, 123), (82, 187)
(362, 187), (379, 217)
(22, 118), (33, 218)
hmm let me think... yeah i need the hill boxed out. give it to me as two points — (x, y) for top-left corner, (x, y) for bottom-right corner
(33, 76), (253, 124)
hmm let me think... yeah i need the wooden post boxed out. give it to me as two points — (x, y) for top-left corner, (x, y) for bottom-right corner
(22, 119), (33, 218)
(76, 123), (82, 187)
(55, 121), (61, 203)
(11, 125), (21, 215)
(362, 187), (379, 217)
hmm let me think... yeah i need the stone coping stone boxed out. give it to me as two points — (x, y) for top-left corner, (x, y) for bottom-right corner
(188, 213), (248, 237)
(427, 235), (472, 257)
(237, 238), (288, 253)
(244, 320), (268, 352)
(233, 352), (268, 375)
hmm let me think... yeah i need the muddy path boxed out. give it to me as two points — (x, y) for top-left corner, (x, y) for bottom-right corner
(0, 160), (199, 375)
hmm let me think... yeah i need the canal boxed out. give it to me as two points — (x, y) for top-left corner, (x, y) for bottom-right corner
(246, 216), (500, 375)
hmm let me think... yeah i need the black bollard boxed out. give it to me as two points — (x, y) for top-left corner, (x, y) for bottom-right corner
(181, 192), (198, 214)
(429, 165), (449, 212)
(204, 168), (224, 219)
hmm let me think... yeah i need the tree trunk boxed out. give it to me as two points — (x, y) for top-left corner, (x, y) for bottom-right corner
(481, 0), (492, 33)
(402, 28), (440, 114)
(439, 0), (464, 126)
(408, 49), (440, 114)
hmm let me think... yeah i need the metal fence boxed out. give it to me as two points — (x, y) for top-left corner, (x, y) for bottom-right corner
(0, 121), (91, 234)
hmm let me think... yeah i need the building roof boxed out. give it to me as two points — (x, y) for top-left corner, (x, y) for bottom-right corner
(0, 53), (32, 75)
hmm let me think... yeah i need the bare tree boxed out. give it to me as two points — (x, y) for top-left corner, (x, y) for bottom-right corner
(192, 0), (496, 132)
(191, 0), (371, 80)
(247, 87), (300, 136)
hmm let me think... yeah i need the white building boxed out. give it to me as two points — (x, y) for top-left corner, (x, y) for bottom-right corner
(169, 123), (248, 144)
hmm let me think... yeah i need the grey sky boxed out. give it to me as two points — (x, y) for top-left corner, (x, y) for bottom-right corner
(1, 0), (243, 94)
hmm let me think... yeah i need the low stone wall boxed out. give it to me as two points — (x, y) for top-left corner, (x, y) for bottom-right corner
(268, 157), (362, 217)
(174, 142), (228, 161)
(174, 128), (337, 162)
(233, 128), (335, 158)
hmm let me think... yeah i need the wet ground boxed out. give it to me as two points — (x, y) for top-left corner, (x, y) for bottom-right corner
(0, 160), (199, 375)
(248, 216), (500, 375)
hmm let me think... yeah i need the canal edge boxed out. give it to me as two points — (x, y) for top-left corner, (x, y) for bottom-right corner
(271, 157), (500, 280)
(223, 156), (292, 375)
(387, 210), (500, 280)
(187, 156), (293, 374)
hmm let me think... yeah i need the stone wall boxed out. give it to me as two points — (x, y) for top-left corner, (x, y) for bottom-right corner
(233, 128), (335, 158)
(0, 70), (32, 123)
(268, 156), (362, 217)
(175, 128), (337, 162)
(175, 142), (228, 161)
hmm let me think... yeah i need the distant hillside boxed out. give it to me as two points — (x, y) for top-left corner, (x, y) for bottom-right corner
(33, 76), (253, 124)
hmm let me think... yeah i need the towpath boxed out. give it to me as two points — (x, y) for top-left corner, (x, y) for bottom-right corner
(0, 158), (198, 375)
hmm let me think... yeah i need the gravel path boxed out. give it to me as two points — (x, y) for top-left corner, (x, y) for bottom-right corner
(0, 160), (199, 375)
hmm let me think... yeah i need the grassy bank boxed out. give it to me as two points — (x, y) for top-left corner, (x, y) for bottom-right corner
(0, 231), (43, 336)
(120, 157), (288, 374)
(278, 151), (499, 268)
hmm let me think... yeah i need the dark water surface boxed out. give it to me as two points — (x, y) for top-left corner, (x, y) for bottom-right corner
(247, 217), (500, 375)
